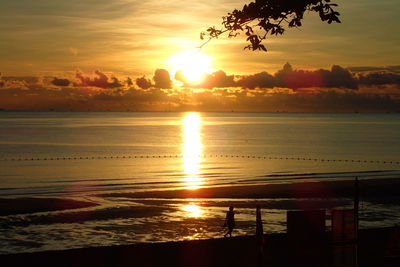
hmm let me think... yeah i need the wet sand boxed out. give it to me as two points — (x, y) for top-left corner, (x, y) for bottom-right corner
(2, 178), (399, 217)
(0, 198), (96, 216)
(1, 177), (400, 260)
(1, 227), (399, 267)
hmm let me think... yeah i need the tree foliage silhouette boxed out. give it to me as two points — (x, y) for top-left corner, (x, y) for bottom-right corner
(201, 0), (341, 51)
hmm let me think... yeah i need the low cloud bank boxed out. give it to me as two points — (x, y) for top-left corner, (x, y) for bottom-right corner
(1, 63), (399, 112)
(188, 63), (369, 90)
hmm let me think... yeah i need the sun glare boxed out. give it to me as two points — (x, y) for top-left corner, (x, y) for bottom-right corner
(182, 112), (203, 189)
(169, 51), (212, 83)
(182, 203), (203, 218)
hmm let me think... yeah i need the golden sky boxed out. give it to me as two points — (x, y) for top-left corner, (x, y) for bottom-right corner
(0, 0), (399, 112)
(0, 0), (399, 77)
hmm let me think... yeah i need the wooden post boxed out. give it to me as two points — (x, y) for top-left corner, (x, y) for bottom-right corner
(256, 205), (264, 267)
(354, 176), (359, 267)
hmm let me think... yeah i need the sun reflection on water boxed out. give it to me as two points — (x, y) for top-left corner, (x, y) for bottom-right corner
(182, 203), (203, 218)
(182, 112), (203, 189)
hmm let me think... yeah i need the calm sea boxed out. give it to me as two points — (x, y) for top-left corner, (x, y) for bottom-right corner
(0, 112), (399, 253)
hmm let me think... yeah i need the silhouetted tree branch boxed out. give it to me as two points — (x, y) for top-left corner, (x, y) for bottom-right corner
(201, 0), (341, 51)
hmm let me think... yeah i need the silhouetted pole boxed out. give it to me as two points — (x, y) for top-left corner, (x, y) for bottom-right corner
(354, 176), (359, 267)
(256, 205), (264, 267)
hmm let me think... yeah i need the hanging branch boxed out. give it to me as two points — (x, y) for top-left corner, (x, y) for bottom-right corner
(201, 0), (341, 51)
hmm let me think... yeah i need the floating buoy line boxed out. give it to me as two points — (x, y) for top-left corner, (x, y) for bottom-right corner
(0, 154), (398, 165)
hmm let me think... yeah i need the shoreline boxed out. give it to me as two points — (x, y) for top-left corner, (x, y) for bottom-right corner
(1, 227), (399, 267)
(1, 177), (399, 257)
(1, 177), (399, 215)
(0, 198), (97, 216)
(103, 177), (400, 200)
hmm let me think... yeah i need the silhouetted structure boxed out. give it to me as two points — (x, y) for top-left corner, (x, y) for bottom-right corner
(256, 206), (264, 238)
(332, 209), (357, 267)
(287, 210), (327, 267)
(256, 205), (264, 267)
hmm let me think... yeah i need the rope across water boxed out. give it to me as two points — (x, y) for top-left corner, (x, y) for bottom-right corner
(0, 154), (399, 165)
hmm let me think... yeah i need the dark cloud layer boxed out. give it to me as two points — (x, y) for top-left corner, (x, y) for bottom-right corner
(357, 72), (400, 86)
(319, 65), (358, 89)
(348, 65), (400, 73)
(193, 63), (358, 90)
(126, 77), (133, 87)
(153, 69), (173, 89)
(75, 70), (122, 88)
(1, 83), (399, 113)
(236, 71), (275, 89)
(1, 63), (399, 112)
(136, 76), (152, 89)
(1, 76), (39, 84)
(51, 77), (70, 87)
(198, 70), (236, 89)
(175, 63), (360, 90)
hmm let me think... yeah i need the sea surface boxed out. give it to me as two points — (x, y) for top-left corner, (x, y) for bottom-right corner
(0, 112), (399, 254)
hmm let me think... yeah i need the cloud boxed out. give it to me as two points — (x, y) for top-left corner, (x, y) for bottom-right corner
(387, 66), (400, 73)
(348, 65), (400, 74)
(177, 70), (236, 89)
(199, 70), (236, 89)
(322, 65), (358, 89)
(0, 75), (41, 90)
(136, 76), (152, 89)
(229, 63), (358, 90)
(126, 77), (133, 87)
(1, 76), (39, 84)
(174, 70), (186, 84)
(169, 63), (361, 90)
(153, 69), (172, 89)
(237, 71), (276, 89)
(1, 82), (399, 112)
(1, 64), (400, 112)
(110, 76), (123, 88)
(273, 63), (322, 89)
(74, 70), (122, 88)
(272, 63), (358, 90)
(357, 72), (400, 86)
(180, 87), (400, 112)
(51, 77), (70, 87)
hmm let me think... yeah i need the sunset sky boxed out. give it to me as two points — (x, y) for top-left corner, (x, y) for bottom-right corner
(0, 0), (399, 112)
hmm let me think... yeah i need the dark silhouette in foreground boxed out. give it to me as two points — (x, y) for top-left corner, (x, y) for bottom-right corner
(223, 206), (235, 237)
(256, 205), (264, 267)
(2, 227), (399, 267)
(201, 0), (341, 51)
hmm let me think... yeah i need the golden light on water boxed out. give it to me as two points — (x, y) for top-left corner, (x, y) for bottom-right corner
(182, 203), (203, 218)
(182, 112), (203, 189)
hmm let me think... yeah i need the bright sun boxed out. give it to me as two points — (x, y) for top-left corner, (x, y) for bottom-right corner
(168, 51), (212, 83)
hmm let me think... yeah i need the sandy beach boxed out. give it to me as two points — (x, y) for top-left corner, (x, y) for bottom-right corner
(1, 177), (400, 257)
